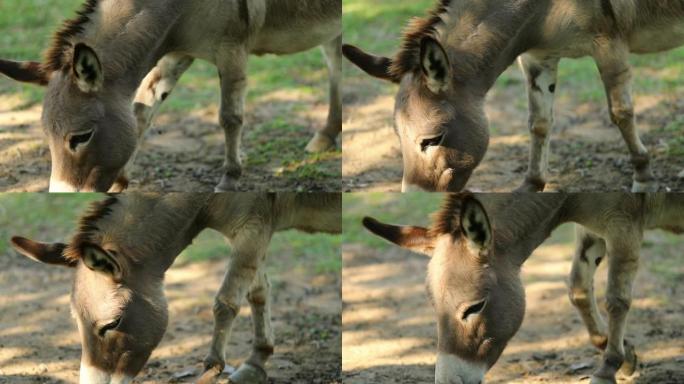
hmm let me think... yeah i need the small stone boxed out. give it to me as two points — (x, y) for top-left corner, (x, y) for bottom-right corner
(567, 361), (593, 374)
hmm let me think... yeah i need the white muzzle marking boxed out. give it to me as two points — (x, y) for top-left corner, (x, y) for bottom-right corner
(79, 362), (133, 384)
(49, 177), (78, 193)
(435, 353), (486, 384)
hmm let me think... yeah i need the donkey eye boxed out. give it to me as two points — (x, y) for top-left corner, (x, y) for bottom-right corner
(98, 317), (121, 337)
(462, 300), (486, 321)
(420, 133), (444, 152)
(69, 130), (94, 151)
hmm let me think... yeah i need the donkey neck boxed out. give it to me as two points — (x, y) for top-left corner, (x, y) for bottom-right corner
(483, 194), (568, 267)
(436, 0), (545, 90)
(74, 0), (184, 96)
(93, 194), (211, 276)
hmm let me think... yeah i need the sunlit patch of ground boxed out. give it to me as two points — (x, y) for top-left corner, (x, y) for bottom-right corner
(342, 218), (684, 383)
(0, 249), (341, 383)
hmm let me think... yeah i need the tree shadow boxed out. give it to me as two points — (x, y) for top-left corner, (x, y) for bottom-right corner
(342, 197), (684, 383)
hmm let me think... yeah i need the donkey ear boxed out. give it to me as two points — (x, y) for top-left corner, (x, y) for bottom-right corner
(342, 44), (400, 83)
(72, 43), (103, 93)
(419, 36), (450, 94)
(459, 197), (492, 250)
(363, 217), (434, 256)
(10, 236), (76, 267)
(82, 245), (122, 280)
(0, 59), (49, 86)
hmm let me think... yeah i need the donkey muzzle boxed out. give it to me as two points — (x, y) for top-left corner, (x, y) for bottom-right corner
(435, 353), (486, 384)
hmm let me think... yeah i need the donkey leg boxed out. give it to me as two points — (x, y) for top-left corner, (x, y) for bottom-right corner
(570, 226), (609, 347)
(229, 270), (273, 384)
(594, 42), (656, 192)
(215, 51), (249, 192)
(590, 238), (641, 384)
(569, 227), (638, 376)
(306, 34), (342, 152)
(517, 54), (559, 192)
(203, 236), (268, 375)
(114, 54), (193, 191)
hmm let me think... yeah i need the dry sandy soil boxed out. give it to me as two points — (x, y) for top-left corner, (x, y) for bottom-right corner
(342, 65), (684, 192)
(0, 250), (341, 383)
(342, 225), (684, 383)
(0, 93), (340, 192)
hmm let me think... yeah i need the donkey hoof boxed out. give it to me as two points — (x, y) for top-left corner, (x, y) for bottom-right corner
(197, 363), (224, 384)
(514, 178), (545, 193)
(305, 132), (335, 153)
(215, 174), (240, 192)
(589, 376), (616, 384)
(620, 341), (638, 376)
(228, 363), (268, 384)
(631, 179), (658, 193)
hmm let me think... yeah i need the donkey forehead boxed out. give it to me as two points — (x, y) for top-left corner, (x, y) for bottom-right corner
(42, 74), (104, 132)
(71, 265), (129, 318)
(429, 238), (492, 294)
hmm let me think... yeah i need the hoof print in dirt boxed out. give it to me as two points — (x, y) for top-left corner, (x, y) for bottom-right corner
(228, 363), (268, 384)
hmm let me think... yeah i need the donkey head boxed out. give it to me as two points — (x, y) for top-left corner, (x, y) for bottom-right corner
(363, 195), (525, 384)
(9, 197), (176, 384)
(343, 39), (488, 192)
(0, 43), (136, 192)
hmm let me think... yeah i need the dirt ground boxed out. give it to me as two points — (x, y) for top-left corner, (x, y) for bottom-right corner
(0, 250), (341, 383)
(342, 65), (684, 192)
(342, 225), (684, 383)
(0, 94), (340, 192)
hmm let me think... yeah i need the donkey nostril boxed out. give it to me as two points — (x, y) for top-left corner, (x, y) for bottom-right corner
(69, 130), (94, 151)
(420, 134), (444, 152)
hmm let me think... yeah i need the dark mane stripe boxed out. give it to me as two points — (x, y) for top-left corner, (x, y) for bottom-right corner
(64, 195), (118, 262)
(390, 0), (452, 78)
(43, 0), (99, 72)
(429, 191), (471, 237)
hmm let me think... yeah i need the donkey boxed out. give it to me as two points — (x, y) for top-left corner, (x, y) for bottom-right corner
(344, 0), (684, 192)
(363, 193), (684, 384)
(0, 0), (342, 192)
(10, 192), (341, 384)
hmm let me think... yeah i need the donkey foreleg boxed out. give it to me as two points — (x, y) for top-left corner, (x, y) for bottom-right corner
(228, 270), (273, 384)
(590, 237), (641, 384)
(517, 54), (559, 192)
(125, 54), (193, 185)
(570, 226), (609, 347)
(215, 50), (249, 192)
(569, 227), (638, 376)
(204, 237), (268, 375)
(594, 41), (656, 192)
(306, 34), (342, 152)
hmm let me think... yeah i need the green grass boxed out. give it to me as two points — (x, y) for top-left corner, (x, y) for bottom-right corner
(343, 0), (684, 104)
(343, 193), (443, 248)
(0, 194), (340, 275)
(0, 0), (330, 115)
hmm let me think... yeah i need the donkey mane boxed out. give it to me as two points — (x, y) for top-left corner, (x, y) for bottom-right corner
(64, 195), (118, 262)
(43, 0), (99, 72)
(390, 0), (452, 78)
(429, 191), (469, 237)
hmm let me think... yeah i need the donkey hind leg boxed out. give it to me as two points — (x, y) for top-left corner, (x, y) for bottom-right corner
(229, 270), (273, 384)
(306, 34), (342, 152)
(203, 233), (268, 377)
(215, 50), (249, 192)
(120, 54), (194, 189)
(594, 41), (656, 192)
(590, 237), (641, 384)
(569, 226), (637, 377)
(516, 54), (559, 192)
